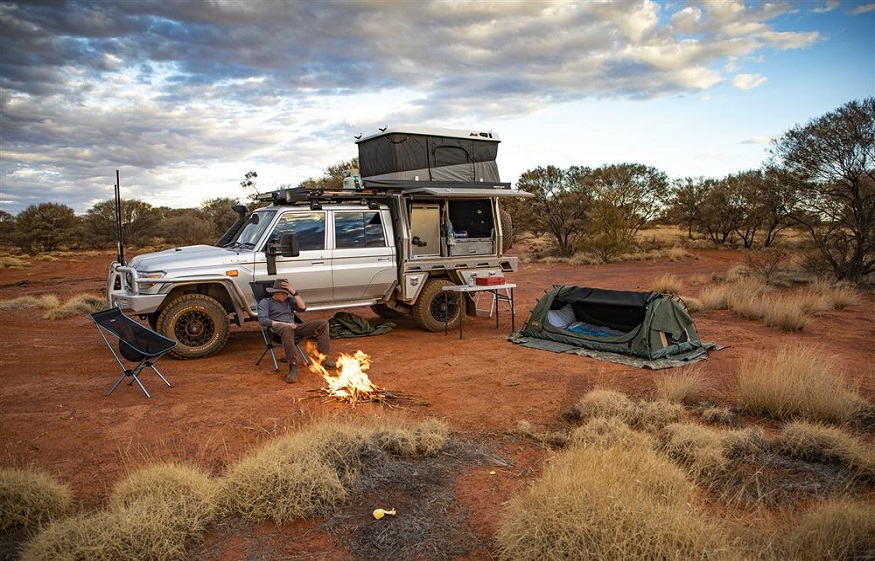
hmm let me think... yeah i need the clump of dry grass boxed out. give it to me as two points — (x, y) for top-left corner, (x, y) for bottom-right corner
(515, 420), (571, 448)
(569, 417), (655, 450)
(109, 463), (219, 534)
(220, 418), (448, 524)
(760, 296), (810, 331)
(0, 255), (29, 268)
(655, 364), (710, 404)
(22, 463), (219, 561)
(563, 389), (685, 431)
(736, 344), (869, 423)
(659, 423), (730, 480)
(699, 405), (735, 425)
(776, 421), (875, 479)
(698, 284), (730, 310)
(781, 498), (875, 561)
(658, 424), (767, 482)
(651, 274), (683, 295)
(496, 440), (735, 560)
(43, 294), (105, 319)
(0, 468), (72, 534)
(0, 295), (61, 311)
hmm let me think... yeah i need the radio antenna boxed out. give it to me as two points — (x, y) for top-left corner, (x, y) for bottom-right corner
(114, 170), (125, 266)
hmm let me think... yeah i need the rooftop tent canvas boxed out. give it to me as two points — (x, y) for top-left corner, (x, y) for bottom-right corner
(356, 126), (501, 182)
(511, 285), (711, 369)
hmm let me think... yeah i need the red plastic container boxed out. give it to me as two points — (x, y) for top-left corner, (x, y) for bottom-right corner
(475, 275), (505, 286)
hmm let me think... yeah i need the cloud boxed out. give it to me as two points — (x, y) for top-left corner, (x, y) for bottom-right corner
(732, 73), (768, 89)
(849, 2), (875, 14)
(813, 0), (840, 13)
(0, 0), (831, 213)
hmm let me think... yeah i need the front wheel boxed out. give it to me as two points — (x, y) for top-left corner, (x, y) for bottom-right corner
(412, 279), (460, 332)
(156, 294), (230, 359)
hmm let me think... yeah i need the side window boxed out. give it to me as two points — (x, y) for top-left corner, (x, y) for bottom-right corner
(269, 211), (325, 251)
(335, 211), (386, 249)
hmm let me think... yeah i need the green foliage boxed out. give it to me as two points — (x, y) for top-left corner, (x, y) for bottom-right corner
(772, 97), (875, 282)
(160, 209), (215, 246)
(14, 203), (78, 252)
(300, 158), (360, 190)
(84, 199), (161, 248)
(200, 197), (242, 240)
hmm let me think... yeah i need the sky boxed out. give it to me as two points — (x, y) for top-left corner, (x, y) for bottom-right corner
(1, 0), (873, 216)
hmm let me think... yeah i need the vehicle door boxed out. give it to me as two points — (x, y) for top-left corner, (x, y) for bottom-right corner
(331, 208), (396, 302)
(254, 210), (333, 305)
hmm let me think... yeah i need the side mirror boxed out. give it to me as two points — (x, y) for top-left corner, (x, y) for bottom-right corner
(265, 232), (299, 276)
(280, 233), (299, 257)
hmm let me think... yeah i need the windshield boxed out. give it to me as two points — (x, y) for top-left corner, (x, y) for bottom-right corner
(229, 209), (276, 249)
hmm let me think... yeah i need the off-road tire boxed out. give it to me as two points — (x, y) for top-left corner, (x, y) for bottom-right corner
(370, 304), (409, 320)
(156, 294), (230, 359)
(412, 278), (460, 332)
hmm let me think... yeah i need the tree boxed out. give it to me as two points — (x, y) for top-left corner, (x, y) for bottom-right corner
(514, 165), (592, 257)
(240, 170), (259, 199)
(668, 177), (709, 239)
(590, 163), (670, 236)
(14, 203), (78, 252)
(201, 197), (242, 241)
(579, 193), (636, 261)
(300, 158), (360, 190)
(84, 199), (161, 248)
(696, 178), (742, 245)
(0, 210), (14, 246)
(160, 210), (216, 246)
(771, 98), (875, 282)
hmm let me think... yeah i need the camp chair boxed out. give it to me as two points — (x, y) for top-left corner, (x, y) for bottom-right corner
(90, 307), (175, 398)
(250, 281), (309, 371)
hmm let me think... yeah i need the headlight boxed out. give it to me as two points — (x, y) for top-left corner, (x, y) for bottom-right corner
(138, 271), (166, 280)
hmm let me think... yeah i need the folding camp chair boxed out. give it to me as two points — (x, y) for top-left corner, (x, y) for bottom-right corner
(250, 281), (309, 371)
(90, 307), (176, 398)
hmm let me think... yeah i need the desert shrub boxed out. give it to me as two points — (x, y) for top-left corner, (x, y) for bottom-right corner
(496, 441), (735, 560)
(659, 423), (729, 480)
(516, 420), (572, 448)
(0, 294), (60, 311)
(651, 274), (683, 295)
(23, 462), (220, 561)
(759, 296), (810, 331)
(564, 390), (684, 431)
(0, 255), (29, 268)
(373, 419), (448, 457)
(782, 499), (875, 561)
(569, 417), (654, 450)
(22, 502), (192, 561)
(109, 463), (219, 534)
(656, 364), (709, 404)
(698, 405), (735, 425)
(697, 285), (730, 310)
(0, 468), (71, 534)
(43, 294), (105, 320)
(220, 421), (372, 523)
(736, 344), (869, 423)
(776, 421), (875, 479)
(823, 283), (860, 310)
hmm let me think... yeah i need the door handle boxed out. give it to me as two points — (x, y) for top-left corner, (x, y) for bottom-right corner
(311, 261), (325, 265)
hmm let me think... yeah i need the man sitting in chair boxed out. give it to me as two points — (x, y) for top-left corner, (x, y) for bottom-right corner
(257, 279), (335, 383)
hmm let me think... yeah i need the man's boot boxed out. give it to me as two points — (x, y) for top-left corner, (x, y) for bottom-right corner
(286, 363), (298, 383)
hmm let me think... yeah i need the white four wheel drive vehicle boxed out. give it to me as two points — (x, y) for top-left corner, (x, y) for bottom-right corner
(106, 127), (531, 359)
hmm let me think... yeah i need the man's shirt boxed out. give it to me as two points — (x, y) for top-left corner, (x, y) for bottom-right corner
(257, 296), (301, 327)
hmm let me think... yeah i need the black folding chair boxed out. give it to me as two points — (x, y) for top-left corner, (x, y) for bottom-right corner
(90, 307), (176, 398)
(250, 281), (309, 371)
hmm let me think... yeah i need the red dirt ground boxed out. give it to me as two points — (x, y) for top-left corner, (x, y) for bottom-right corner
(1, 249), (873, 559)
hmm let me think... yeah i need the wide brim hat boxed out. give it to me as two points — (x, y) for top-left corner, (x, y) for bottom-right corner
(265, 279), (291, 294)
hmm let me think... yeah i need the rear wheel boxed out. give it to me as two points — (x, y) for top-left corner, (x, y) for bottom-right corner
(156, 294), (230, 359)
(412, 278), (460, 332)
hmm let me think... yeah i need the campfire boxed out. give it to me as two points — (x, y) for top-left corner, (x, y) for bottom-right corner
(303, 341), (409, 405)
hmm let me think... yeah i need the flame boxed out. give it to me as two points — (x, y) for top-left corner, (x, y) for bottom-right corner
(304, 341), (378, 403)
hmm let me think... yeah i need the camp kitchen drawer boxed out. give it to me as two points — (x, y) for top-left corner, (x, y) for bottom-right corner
(448, 238), (494, 256)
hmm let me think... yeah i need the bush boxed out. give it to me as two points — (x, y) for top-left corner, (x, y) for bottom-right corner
(0, 295), (60, 311)
(782, 499), (875, 561)
(736, 344), (869, 423)
(43, 294), (105, 320)
(496, 441), (735, 560)
(655, 364), (710, 404)
(776, 421), (875, 479)
(0, 468), (71, 534)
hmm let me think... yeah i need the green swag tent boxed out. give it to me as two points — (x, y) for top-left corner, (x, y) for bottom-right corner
(510, 285), (712, 369)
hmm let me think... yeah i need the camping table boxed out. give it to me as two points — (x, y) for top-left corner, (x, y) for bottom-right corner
(441, 283), (516, 340)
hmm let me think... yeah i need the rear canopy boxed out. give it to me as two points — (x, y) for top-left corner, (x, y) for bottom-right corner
(512, 285), (710, 369)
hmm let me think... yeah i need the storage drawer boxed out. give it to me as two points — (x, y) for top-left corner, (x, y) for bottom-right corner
(448, 238), (494, 256)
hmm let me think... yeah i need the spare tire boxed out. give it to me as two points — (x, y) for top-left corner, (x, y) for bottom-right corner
(500, 208), (514, 252)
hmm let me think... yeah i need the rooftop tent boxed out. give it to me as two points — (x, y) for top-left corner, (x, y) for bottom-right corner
(356, 127), (501, 182)
(511, 285), (710, 369)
